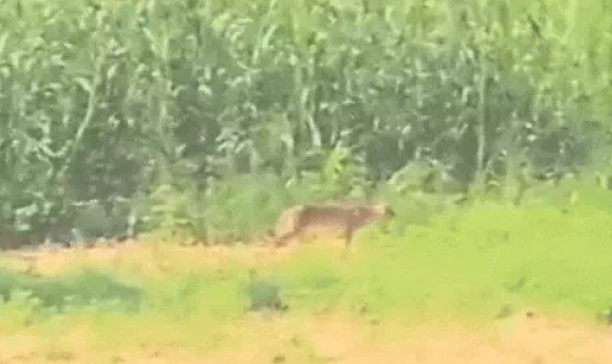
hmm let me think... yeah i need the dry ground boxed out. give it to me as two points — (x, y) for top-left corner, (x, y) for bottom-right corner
(0, 242), (611, 364)
(0, 310), (610, 364)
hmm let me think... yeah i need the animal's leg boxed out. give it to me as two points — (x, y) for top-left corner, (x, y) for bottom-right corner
(343, 214), (359, 248)
(341, 225), (354, 258)
(339, 228), (352, 260)
(343, 227), (353, 248)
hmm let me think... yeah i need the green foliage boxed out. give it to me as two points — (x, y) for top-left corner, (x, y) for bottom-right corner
(202, 173), (290, 243)
(297, 145), (371, 200)
(144, 183), (203, 241)
(140, 173), (287, 243)
(1, 0), (610, 244)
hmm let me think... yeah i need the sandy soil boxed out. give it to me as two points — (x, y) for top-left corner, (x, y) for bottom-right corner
(3, 312), (609, 364)
(0, 310), (610, 364)
(1, 240), (320, 277)
(223, 311), (612, 364)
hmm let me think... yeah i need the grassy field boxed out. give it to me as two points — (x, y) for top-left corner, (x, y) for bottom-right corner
(0, 198), (611, 363)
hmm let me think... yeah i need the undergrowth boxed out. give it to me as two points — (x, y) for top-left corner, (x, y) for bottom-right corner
(1, 180), (612, 354)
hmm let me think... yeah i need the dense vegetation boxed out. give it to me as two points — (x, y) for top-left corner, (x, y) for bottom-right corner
(1, 0), (612, 245)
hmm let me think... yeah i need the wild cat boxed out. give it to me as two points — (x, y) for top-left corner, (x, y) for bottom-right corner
(272, 201), (395, 248)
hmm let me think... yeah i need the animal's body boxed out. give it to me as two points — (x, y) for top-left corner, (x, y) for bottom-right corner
(272, 202), (395, 248)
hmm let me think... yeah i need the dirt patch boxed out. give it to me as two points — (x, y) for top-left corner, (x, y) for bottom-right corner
(4, 315), (611, 364)
(231, 312), (612, 364)
(336, 312), (612, 364)
(87, 312), (608, 364)
(163, 311), (612, 364)
(1, 239), (333, 277)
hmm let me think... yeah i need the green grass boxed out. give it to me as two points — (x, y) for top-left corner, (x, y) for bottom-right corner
(0, 268), (142, 312)
(258, 201), (612, 323)
(2, 197), (612, 356)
